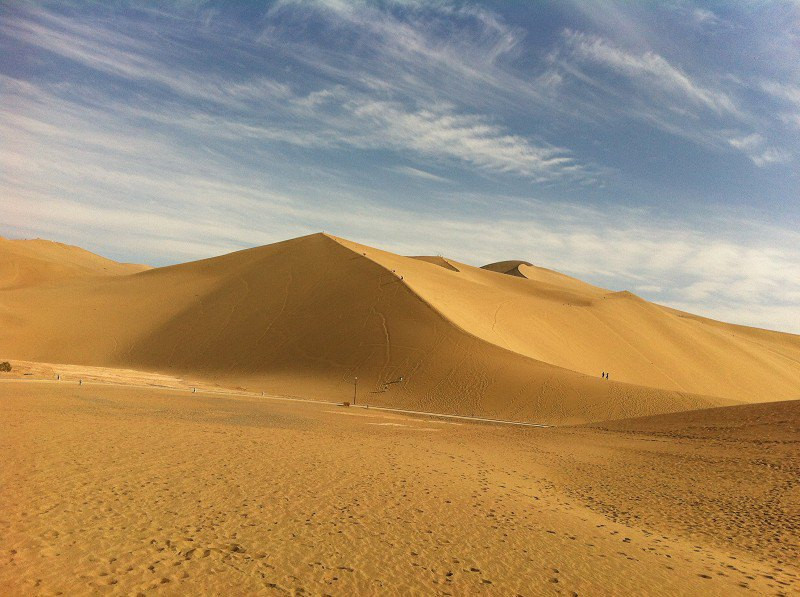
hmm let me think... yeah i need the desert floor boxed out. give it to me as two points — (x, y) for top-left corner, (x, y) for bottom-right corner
(1, 375), (798, 596)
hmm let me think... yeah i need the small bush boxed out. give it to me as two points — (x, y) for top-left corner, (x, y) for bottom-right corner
(0, 362), (11, 372)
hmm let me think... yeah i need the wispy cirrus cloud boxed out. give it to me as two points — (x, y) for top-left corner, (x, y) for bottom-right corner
(544, 28), (795, 167)
(727, 134), (791, 167)
(559, 29), (739, 116)
(0, 8), (294, 110)
(760, 80), (800, 131)
(344, 99), (575, 179)
(762, 81), (800, 106)
(1, 5), (585, 182)
(265, 0), (529, 99)
(389, 166), (451, 183)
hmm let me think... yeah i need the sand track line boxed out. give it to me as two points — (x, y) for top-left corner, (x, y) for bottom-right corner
(0, 378), (553, 427)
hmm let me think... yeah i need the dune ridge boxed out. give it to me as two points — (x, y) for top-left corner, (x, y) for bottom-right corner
(410, 255), (460, 272)
(481, 259), (534, 278)
(1, 232), (798, 424)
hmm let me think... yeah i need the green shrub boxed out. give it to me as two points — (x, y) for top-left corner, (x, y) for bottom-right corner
(0, 362), (11, 372)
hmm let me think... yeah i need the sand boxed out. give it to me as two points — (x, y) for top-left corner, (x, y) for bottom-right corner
(336, 236), (800, 403)
(2, 233), (798, 425)
(1, 377), (797, 596)
(0, 237), (149, 289)
(1, 233), (797, 594)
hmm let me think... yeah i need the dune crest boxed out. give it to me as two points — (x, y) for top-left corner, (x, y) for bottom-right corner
(410, 255), (460, 272)
(1, 232), (798, 424)
(481, 259), (533, 278)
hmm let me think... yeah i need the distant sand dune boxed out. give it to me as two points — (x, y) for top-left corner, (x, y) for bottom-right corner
(0, 236), (149, 289)
(481, 259), (534, 277)
(1, 232), (798, 424)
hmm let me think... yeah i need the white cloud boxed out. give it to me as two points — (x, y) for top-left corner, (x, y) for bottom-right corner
(346, 99), (575, 179)
(547, 30), (795, 165)
(749, 148), (792, 167)
(561, 29), (738, 116)
(263, 0), (558, 115)
(761, 81), (800, 106)
(728, 134), (791, 167)
(635, 284), (663, 294)
(728, 133), (764, 151)
(0, 11), (293, 111)
(691, 8), (719, 27)
(0, 6), (586, 182)
(761, 80), (800, 132)
(389, 166), (450, 183)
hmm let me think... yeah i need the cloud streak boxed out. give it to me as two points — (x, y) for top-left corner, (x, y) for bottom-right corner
(1, 7), (584, 181)
(561, 29), (738, 116)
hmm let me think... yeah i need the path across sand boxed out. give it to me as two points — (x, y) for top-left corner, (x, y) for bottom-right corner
(0, 377), (553, 428)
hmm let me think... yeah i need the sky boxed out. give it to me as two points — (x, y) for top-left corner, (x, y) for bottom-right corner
(1, 1), (799, 333)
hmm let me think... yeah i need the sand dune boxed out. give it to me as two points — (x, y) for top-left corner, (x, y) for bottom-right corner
(340, 236), (800, 403)
(0, 236), (149, 289)
(1, 232), (798, 424)
(482, 259), (534, 277)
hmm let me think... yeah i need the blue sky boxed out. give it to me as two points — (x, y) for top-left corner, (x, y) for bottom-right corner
(2, 1), (799, 332)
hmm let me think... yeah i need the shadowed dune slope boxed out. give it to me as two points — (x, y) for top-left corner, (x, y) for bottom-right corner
(0, 237), (150, 289)
(0, 233), (742, 424)
(481, 260), (601, 291)
(482, 259), (533, 278)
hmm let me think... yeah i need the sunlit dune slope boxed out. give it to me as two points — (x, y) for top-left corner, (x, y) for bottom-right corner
(0, 236), (150, 289)
(335, 237), (800, 403)
(411, 255), (460, 272)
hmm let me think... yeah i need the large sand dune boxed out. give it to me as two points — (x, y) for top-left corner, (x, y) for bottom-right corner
(2, 232), (799, 423)
(342, 237), (800, 402)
